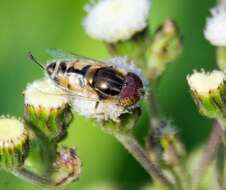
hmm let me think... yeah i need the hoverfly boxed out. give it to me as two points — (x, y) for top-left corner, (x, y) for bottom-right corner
(29, 49), (144, 109)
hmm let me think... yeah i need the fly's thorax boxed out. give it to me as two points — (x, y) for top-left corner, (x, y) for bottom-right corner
(85, 66), (126, 98)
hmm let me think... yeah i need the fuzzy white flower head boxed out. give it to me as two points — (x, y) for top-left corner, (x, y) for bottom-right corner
(24, 79), (69, 109)
(204, 5), (226, 46)
(0, 117), (28, 148)
(83, 0), (151, 43)
(187, 70), (225, 96)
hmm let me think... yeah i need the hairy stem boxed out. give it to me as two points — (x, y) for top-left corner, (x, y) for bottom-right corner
(114, 132), (175, 189)
(12, 168), (50, 187)
(216, 143), (226, 190)
(169, 143), (191, 190)
(192, 121), (225, 188)
(148, 81), (162, 130)
(28, 126), (57, 176)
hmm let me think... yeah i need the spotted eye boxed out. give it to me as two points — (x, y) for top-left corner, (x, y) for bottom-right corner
(119, 72), (143, 107)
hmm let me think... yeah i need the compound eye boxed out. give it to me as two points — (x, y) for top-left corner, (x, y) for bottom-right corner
(46, 62), (56, 75)
(119, 72), (144, 107)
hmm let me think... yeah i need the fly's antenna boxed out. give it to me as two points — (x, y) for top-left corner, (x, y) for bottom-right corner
(28, 51), (45, 70)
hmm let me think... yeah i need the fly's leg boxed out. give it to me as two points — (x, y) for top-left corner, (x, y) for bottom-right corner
(95, 101), (100, 110)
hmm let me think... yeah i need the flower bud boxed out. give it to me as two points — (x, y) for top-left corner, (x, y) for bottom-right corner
(0, 116), (29, 169)
(146, 19), (182, 80)
(51, 147), (81, 187)
(216, 47), (226, 71)
(147, 121), (183, 166)
(24, 79), (73, 141)
(187, 70), (226, 119)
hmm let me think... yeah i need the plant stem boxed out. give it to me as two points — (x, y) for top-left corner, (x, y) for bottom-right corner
(148, 81), (163, 130)
(28, 126), (57, 176)
(169, 143), (191, 190)
(114, 132), (175, 189)
(216, 143), (226, 190)
(192, 121), (225, 188)
(12, 168), (50, 187)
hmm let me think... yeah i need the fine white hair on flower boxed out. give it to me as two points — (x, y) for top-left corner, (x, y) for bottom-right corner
(204, 5), (226, 46)
(24, 79), (69, 109)
(187, 70), (225, 96)
(83, 0), (151, 43)
(72, 98), (128, 122)
(0, 116), (28, 148)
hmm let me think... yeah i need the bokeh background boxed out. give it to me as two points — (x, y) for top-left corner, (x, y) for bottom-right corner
(0, 0), (217, 189)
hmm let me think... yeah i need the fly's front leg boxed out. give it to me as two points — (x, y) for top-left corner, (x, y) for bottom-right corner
(95, 101), (100, 110)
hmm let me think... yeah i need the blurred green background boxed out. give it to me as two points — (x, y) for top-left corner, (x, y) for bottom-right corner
(0, 0), (217, 189)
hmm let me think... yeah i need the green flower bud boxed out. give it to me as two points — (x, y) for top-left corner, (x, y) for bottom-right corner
(0, 116), (29, 169)
(187, 70), (226, 119)
(101, 107), (141, 134)
(24, 79), (73, 141)
(216, 47), (226, 71)
(51, 147), (81, 187)
(146, 19), (182, 79)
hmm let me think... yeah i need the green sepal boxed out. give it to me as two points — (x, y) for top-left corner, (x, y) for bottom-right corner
(190, 81), (226, 119)
(0, 118), (29, 170)
(146, 19), (182, 80)
(216, 47), (226, 71)
(24, 104), (73, 142)
(100, 107), (141, 135)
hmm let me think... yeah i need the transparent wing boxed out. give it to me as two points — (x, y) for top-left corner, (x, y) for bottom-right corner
(46, 48), (102, 62)
(36, 81), (99, 102)
(42, 91), (99, 101)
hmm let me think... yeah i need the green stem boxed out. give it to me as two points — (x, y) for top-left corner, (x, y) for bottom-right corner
(28, 126), (57, 177)
(12, 168), (50, 187)
(216, 143), (226, 190)
(192, 121), (224, 189)
(114, 132), (175, 189)
(169, 143), (191, 190)
(170, 166), (183, 190)
(148, 80), (163, 130)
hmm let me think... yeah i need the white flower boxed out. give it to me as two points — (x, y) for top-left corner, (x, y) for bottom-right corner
(24, 79), (69, 109)
(204, 5), (226, 46)
(83, 0), (151, 43)
(0, 117), (28, 148)
(72, 98), (128, 122)
(187, 70), (225, 96)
